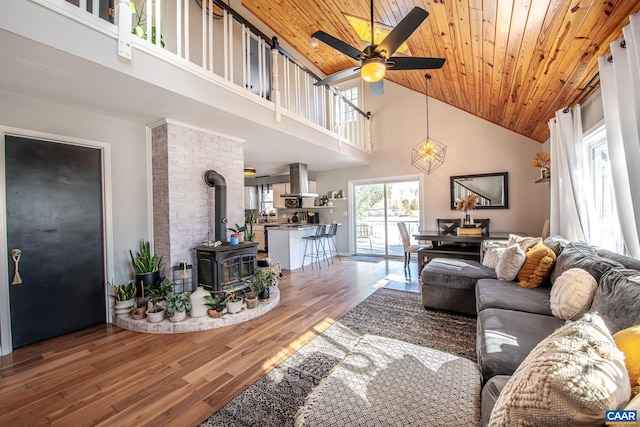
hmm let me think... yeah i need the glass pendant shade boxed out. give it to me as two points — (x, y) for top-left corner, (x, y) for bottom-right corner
(361, 58), (386, 82)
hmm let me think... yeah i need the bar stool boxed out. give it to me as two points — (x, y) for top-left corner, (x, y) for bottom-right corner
(323, 223), (341, 264)
(302, 224), (328, 271)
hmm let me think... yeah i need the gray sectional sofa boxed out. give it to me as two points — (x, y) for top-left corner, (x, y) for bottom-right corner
(420, 236), (640, 425)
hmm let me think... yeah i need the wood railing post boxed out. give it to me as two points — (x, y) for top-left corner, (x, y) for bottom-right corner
(271, 44), (281, 121)
(117, 0), (132, 60)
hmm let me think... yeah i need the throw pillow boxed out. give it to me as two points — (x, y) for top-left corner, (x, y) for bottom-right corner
(550, 241), (623, 284)
(591, 268), (640, 334)
(517, 243), (556, 288)
(543, 235), (570, 257)
(482, 247), (507, 269)
(507, 234), (542, 252)
(495, 245), (526, 281)
(488, 313), (631, 426)
(550, 268), (597, 320)
(613, 324), (640, 396)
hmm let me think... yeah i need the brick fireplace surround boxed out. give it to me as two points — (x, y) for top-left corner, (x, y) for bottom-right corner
(151, 121), (245, 282)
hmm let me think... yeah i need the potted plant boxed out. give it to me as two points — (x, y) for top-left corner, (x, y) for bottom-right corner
(166, 294), (192, 322)
(228, 224), (246, 243)
(225, 288), (244, 314)
(251, 268), (279, 301)
(129, 240), (162, 300)
(109, 280), (136, 319)
(130, 304), (147, 320)
(145, 279), (172, 323)
(204, 294), (226, 318)
(244, 289), (257, 309)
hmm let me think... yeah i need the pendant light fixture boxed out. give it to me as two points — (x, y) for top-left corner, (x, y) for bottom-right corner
(411, 74), (446, 174)
(244, 167), (257, 177)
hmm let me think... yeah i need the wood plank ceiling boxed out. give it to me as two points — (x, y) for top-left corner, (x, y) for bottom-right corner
(241, 0), (640, 143)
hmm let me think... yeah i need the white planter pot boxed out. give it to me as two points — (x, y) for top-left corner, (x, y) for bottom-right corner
(147, 309), (165, 323)
(227, 299), (243, 314)
(114, 298), (135, 318)
(169, 310), (187, 322)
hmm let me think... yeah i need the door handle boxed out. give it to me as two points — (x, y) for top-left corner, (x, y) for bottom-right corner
(11, 249), (22, 285)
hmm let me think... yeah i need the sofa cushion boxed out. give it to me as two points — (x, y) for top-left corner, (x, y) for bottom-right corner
(481, 246), (506, 269)
(481, 375), (510, 427)
(543, 235), (570, 257)
(550, 268), (597, 321)
(613, 324), (640, 396)
(595, 247), (640, 270)
(475, 279), (552, 316)
(508, 234), (542, 252)
(592, 268), (640, 334)
(516, 243), (556, 288)
(421, 258), (496, 291)
(550, 241), (623, 284)
(477, 308), (565, 381)
(495, 245), (526, 281)
(488, 313), (631, 426)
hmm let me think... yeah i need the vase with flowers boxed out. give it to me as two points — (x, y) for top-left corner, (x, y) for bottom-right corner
(531, 151), (551, 179)
(456, 194), (479, 227)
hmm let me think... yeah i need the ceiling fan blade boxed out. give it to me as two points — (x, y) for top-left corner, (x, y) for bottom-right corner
(374, 7), (428, 58)
(311, 30), (362, 61)
(387, 56), (446, 70)
(314, 67), (361, 86)
(370, 80), (384, 97)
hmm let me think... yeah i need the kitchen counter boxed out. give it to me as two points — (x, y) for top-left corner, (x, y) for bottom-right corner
(267, 223), (341, 270)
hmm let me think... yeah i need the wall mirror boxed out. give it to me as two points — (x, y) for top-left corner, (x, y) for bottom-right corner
(450, 172), (509, 209)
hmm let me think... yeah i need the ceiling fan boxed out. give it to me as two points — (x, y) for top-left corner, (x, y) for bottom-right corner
(311, 0), (445, 96)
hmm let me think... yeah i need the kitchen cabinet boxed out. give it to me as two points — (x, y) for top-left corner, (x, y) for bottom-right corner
(244, 186), (257, 210)
(253, 225), (265, 251)
(272, 183), (289, 209)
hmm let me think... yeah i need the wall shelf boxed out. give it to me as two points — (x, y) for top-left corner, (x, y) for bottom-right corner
(535, 177), (550, 183)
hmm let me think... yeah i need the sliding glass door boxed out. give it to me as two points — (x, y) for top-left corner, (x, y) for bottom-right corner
(354, 179), (422, 257)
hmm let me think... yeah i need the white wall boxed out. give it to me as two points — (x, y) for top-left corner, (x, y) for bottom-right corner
(316, 80), (551, 251)
(0, 91), (149, 282)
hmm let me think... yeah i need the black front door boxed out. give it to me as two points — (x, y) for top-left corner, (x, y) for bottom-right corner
(5, 135), (106, 348)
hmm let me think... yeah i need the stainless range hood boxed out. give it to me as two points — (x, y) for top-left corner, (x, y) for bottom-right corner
(281, 163), (318, 198)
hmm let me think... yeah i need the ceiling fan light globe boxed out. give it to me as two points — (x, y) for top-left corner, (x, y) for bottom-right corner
(361, 59), (386, 82)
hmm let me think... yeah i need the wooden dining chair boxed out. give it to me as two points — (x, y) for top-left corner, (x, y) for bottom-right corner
(397, 222), (429, 269)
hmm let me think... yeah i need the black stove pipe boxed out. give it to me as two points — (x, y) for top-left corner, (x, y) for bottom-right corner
(203, 170), (227, 243)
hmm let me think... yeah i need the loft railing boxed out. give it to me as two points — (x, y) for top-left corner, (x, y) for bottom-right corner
(57, 0), (371, 151)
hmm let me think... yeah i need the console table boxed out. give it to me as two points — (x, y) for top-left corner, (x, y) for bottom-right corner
(413, 231), (512, 268)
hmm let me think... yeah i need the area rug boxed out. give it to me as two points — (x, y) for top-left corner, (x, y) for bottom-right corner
(200, 288), (477, 427)
(348, 255), (383, 263)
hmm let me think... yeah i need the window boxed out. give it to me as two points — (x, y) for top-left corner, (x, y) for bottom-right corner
(261, 186), (275, 215)
(584, 125), (624, 253)
(340, 86), (359, 124)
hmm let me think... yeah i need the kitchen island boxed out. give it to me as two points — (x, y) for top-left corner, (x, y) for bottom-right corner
(267, 224), (326, 270)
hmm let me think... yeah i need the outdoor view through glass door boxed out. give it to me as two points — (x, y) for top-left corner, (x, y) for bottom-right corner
(354, 179), (421, 257)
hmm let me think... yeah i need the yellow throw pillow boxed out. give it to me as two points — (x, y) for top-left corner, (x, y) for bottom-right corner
(613, 324), (640, 396)
(517, 243), (556, 288)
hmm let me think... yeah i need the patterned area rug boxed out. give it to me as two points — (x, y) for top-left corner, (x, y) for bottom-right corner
(200, 288), (477, 427)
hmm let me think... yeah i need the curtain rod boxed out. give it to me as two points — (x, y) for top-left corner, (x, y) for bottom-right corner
(563, 72), (600, 113)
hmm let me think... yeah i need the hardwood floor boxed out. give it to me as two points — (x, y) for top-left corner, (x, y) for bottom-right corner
(0, 258), (421, 427)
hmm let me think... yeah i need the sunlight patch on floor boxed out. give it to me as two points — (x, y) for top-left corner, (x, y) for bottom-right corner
(261, 317), (336, 372)
(373, 278), (390, 288)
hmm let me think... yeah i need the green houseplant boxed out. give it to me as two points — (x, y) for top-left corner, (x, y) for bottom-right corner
(251, 268), (279, 301)
(166, 294), (192, 322)
(145, 279), (172, 323)
(225, 287), (244, 314)
(109, 280), (137, 319)
(204, 294), (226, 318)
(129, 240), (161, 300)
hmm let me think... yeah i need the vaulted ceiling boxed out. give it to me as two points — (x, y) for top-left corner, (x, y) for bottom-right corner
(242, 0), (639, 143)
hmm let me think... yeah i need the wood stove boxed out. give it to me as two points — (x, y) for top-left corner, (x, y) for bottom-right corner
(196, 242), (258, 293)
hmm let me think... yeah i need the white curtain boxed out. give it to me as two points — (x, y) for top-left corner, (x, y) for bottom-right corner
(598, 12), (640, 258)
(548, 105), (596, 242)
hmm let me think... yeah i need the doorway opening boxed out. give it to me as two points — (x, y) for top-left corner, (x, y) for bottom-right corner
(353, 178), (423, 257)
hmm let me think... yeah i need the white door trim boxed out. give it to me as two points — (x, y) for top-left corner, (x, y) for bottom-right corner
(0, 126), (114, 355)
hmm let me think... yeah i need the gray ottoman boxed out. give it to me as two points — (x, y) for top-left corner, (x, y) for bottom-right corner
(421, 258), (496, 315)
(295, 335), (481, 426)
